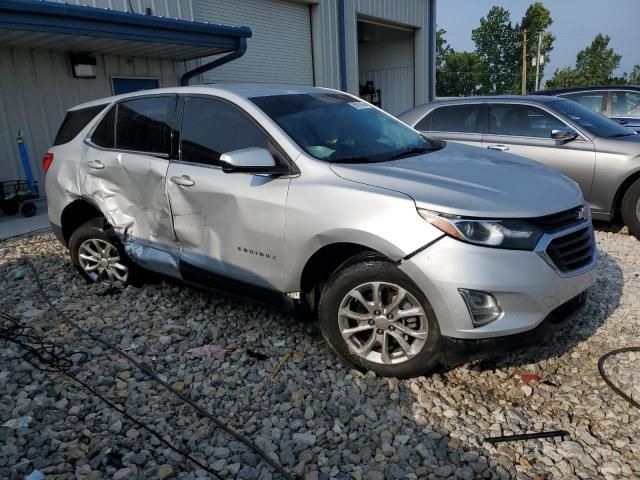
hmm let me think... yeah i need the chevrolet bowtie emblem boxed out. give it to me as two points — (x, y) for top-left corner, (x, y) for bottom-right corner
(578, 207), (587, 221)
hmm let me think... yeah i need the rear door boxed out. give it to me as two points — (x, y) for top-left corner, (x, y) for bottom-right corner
(83, 95), (178, 274)
(482, 102), (596, 199)
(413, 103), (483, 146)
(166, 95), (290, 290)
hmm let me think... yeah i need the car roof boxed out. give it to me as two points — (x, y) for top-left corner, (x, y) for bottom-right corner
(533, 85), (640, 95)
(429, 95), (561, 104)
(69, 83), (339, 111)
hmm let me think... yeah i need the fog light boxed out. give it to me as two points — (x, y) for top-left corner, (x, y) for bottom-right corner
(459, 289), (502, 327)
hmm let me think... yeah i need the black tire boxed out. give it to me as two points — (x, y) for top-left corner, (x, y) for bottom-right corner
(21, 202), (36, 217)
(1, 198), (19, 216)
(69, 218), (142, 286)
(621, 178), (640, 240)
(318, 257), (441, 378)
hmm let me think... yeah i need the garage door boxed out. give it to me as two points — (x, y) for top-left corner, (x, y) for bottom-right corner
(194, 0), (313, 85)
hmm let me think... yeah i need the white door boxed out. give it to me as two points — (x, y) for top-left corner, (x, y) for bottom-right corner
(194, 0), (313, 85)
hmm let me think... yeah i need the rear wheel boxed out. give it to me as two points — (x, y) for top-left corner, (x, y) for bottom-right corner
(69, 218), (141, 285)
(621, 178), (640, 240)
(318, 257), (441, 378)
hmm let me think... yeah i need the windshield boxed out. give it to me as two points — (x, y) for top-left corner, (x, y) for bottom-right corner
(552, 99), (636, 138)
(250, 93), (436, 162)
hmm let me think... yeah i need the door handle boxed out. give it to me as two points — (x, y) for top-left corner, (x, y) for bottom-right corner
(87, 160), (105, 170)
(170, 175), (195, 187)
(487, 145), (509, 152)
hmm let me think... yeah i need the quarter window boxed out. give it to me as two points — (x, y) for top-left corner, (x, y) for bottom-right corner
(180, 97), (269, 166)
(489, 104), (565, 138)
(563, 91), (606, 114)
(54, 104), (107, 146)
(426, 105), (480, 133)
(115, 96), (174, 155)
(91, 106), (116, 148)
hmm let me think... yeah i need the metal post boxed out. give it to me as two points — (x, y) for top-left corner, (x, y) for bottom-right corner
(535, 31), (543, 91)
(521, 28), (527, 95)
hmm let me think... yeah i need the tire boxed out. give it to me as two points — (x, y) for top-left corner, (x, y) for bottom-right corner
(1, 198), (19, 216)
(621, 178), (640, 240)
(21, 202), (36, 217)
(69, 218), (141, 286)
(318, 257), (441, 378)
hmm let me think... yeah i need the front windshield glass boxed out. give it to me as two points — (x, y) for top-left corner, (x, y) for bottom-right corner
(552, 99), (636, 138)
(250, 93), (435, 163)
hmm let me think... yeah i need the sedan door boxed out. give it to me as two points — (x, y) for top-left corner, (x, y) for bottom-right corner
(166, 95), (291, 291)
(413, 103), (484, 147)
(482, 103), (596, 200)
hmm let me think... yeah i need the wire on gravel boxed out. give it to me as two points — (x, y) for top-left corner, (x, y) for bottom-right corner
(597, 346), (640, 410)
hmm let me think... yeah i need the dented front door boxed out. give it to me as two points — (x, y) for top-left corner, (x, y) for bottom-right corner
(167, 95), (290, 291)
(83, 95), (179, 276)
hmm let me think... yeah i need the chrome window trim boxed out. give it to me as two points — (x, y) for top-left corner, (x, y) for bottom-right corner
(83, 138), (170, 159)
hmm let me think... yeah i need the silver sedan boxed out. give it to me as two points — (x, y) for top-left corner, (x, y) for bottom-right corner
(398, 96), (640, 239)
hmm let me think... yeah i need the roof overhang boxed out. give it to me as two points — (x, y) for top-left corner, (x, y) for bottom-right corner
(0, 0), (252, 61)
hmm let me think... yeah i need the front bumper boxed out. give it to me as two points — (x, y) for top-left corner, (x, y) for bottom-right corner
(399, 234), (596, 340)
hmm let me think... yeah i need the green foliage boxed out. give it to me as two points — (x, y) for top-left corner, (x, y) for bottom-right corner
(544, 67), (584, 89)
(518, 2), (555, 92)
(471, 6), (519, 94)
(437, 51), (487, 97)
(629, 65), (640, 85)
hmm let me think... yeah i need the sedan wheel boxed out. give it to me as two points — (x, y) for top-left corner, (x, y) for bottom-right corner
(78, 238), (129, 283)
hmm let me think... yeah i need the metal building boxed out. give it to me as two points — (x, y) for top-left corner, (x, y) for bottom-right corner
(0, 0), (436, 194)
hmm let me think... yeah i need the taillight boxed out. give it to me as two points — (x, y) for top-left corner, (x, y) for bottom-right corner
(43, 152), (54, 172)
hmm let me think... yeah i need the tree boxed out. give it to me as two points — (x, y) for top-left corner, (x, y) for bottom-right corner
(574, 34), (621, 84)
(518, 2), (555, 92)
(471, 6), (519, 94)
(545, 67), (584, 89)
(628, 65), (640, 85)
(437, 51), (486, 97)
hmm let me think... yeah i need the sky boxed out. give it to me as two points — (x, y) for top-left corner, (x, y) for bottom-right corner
(436, 0), (640, 85)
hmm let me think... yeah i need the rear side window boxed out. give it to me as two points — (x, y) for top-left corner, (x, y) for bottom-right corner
(180, 96), (269, 166)
(489, 104), (565, 138)
(54, 104), (107, 146)
(415, 112), (433, 131)
(611, 91), (640, 116)
(91, 106), (116, 148)
(116, 96), (174, 155)
(563, 91), (606, 114)
(429, 105), (480, 133)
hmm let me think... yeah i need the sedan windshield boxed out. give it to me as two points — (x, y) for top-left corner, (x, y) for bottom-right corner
(552, 99), (636, 138)
(250, 93), (436, 163)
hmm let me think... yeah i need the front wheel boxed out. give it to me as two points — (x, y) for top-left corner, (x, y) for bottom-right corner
(69, 218), (141, 285)
(318, 258), (441, 378)
(621, 178), (640, 240)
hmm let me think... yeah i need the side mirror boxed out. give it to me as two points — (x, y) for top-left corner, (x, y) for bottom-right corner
(551, 128), (578, 142)
(219, 147), (289, 175)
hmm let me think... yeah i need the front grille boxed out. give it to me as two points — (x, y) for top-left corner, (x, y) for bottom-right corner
(532, 206), (584, 232)
(546, 226), (595, 272)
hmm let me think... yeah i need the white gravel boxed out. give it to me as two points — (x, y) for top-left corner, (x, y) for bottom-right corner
(1, 229), (639, 479)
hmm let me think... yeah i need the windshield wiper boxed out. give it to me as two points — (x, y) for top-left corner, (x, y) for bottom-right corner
(387, 146), (437, 161)
(608, 132), (636, 138)
(328, 156), (375, 164)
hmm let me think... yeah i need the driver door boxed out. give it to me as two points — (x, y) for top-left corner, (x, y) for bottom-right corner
(166, 96), (290, 291)
(482, 103), (596, 199)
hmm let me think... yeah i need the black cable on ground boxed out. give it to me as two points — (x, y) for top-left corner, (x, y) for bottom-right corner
(0, 312), (222, 479)
(18, 255), (294, 480)
(597, 346), (640, 410)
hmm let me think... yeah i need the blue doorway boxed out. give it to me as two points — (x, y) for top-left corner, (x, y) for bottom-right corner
(112, 77), (159, 95)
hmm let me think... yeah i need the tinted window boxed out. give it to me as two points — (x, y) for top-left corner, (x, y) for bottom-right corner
(415, 112), (432, 131)
(489, 104), (565, 138)
(429, 105), (480, 133)
(251, 93), (434, 163)
(181, 97), (269, 166)
(91, 106), (115, 148)
(563, 91), (606, 114)
(116, 96), (174, 154)
(552, 99), (635, 138)
(54, 104), (106, 146)
(611, 91), (640, 116)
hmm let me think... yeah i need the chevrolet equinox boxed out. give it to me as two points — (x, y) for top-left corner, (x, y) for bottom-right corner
(45, 85), (597, 378)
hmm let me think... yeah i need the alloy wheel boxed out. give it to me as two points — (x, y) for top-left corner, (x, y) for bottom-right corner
(77, 238), (128, 283)
(338, 282), (428, 365)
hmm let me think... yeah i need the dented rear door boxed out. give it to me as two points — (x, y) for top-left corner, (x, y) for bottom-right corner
(83, 95), (180, 276)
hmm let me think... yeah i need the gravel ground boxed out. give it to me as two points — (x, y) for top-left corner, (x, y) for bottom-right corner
(1, 229), (639, 480)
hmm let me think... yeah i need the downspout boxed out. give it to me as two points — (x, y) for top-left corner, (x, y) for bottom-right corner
(180, 37), (247, 86)
(337, 0), (347, 92)
(427, 0), (436, 101)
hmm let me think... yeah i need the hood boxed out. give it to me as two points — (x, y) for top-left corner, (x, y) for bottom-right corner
(329, 142), (583, 218)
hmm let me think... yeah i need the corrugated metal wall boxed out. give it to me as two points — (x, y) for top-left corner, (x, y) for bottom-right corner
(194, 0), (314, 85)
(44, 0), (194, 20)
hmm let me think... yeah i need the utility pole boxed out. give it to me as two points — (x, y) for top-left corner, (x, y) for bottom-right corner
(521, 28), (527, 95)
(535, 31), (543, 91)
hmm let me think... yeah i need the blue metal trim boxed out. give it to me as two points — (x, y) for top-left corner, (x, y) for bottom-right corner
(427, 0), (437, 101)
(181, 38), (247, 86)
(337, 0), (348, 92)
(0, 0), (251, 57)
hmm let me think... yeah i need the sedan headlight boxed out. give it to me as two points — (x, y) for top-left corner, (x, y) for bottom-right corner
(418, 208), (543, 250)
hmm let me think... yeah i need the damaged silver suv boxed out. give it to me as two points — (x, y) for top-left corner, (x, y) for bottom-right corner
(46, 85), (596, 378)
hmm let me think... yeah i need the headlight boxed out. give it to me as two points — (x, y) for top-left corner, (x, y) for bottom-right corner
(418, 208), (543, 250)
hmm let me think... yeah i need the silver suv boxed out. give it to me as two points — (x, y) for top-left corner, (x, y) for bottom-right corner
(45, 85), (596, 378)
